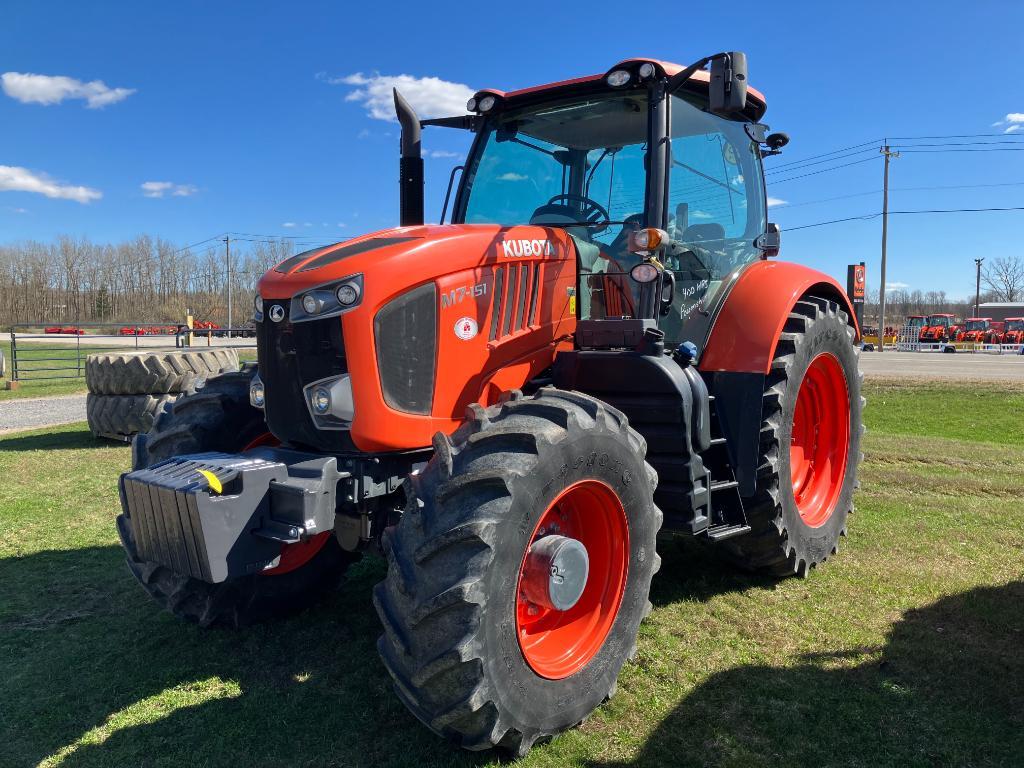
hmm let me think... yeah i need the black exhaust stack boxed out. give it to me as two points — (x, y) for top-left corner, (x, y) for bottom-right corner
(394, 88), (424, 227)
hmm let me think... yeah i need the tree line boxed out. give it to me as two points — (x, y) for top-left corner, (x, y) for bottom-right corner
(1, 235), (1020, 329)
(0, 236), (299, 327)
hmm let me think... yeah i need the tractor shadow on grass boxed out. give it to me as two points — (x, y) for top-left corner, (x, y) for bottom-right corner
(650, 536), (780, 606)
(0, 545), (496, 768)
(0, 426), (116, 453)
(592, 579), (1024, 768)
(2, 536), (765, 768)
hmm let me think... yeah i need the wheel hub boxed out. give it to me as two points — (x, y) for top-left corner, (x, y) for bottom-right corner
(515, 479), (629, 680)
(521, 535), (590, 611)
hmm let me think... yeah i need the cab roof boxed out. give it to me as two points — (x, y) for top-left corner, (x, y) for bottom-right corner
(475, 57), (767, 122)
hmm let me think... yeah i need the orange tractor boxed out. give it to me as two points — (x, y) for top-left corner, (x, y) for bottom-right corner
(920, 313), (956, 343)
(1002, 317), (1024, 345)
(960, 317), (1001, 344)
(115, 54), (862, 755)
(904, 314), (927, 342)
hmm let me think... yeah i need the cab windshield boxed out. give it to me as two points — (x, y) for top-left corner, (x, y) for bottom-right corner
(927, 316), (951, 327)
(1006, 320), (1024, 331)
(966, 320), (988, 331)
(456, 89), (766, 343)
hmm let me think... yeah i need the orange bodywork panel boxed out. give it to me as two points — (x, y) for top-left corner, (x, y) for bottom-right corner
(258, 225), (577, 453)
(699, 260), (859, 375)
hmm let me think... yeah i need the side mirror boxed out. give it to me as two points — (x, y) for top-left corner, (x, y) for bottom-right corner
(755, 222), (781, 258)
(709, 52), (748, 115)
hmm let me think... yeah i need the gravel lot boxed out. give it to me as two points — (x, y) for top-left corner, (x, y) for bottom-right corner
(860, 351), (1024, 381)
(0, 394), (87, 434)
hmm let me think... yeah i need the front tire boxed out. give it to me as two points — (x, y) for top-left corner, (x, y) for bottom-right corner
(119, 369), (357, 628)
(374, 389), (661, 755)
(723, 296), (863, 576)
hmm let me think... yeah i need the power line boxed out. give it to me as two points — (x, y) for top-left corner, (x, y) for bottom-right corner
(895, 147), (1024, 153)
(765, 139), (883, 170)
(784, 205), (1024, 232)
(770, 155), (882, 184)
(764, 147), (878, 175)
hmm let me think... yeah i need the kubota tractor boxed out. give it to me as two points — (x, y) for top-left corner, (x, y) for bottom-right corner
(920, 313), (955, 343)
(905, 314), (927, 342)
(1002, 317), (1024, 345)
(116, 54), (862, 755)
(961, 317), (999, 343)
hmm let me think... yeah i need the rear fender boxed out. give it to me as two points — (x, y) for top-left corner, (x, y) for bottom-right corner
(699, 260), (859, 375)
(698, 260), (858, 496)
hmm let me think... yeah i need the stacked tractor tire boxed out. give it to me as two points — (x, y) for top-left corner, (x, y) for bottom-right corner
(85, 349), (239, 439)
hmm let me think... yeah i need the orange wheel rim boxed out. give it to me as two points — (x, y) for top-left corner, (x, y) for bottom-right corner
(515, 480), (629, 679)
(789, 353), (850, 528)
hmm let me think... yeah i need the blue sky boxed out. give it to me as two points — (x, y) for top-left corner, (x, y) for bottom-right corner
(2, 0), (1023, 298)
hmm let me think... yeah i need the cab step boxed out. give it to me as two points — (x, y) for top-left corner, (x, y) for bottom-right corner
(705, 523), (752, 542)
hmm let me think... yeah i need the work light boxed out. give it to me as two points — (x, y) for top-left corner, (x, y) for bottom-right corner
(606, 70), (631, 87)
(478, 95), (496, 112)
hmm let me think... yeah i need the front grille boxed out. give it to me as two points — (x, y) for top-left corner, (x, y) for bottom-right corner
(489, 263), (540, 342)
(256, 301), (356, 451)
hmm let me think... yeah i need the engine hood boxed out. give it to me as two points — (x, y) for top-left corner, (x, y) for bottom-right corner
(257, 224), (578, 302)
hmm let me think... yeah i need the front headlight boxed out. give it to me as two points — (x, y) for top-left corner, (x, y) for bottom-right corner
(249, 374), (265, 409)
(289, 274), (364, 323)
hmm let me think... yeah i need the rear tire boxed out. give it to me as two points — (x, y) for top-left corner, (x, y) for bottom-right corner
(119, 368), (357, 628)
(722, 296), (863, 577)
(374, 389), (661, 755)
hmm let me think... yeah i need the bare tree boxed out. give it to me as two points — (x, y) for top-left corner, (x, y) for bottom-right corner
(0, 235), (303, 326)
(982, 256), (1024, 302)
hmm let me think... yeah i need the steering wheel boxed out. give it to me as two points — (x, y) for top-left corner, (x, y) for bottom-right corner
(541, 193), (611, 233)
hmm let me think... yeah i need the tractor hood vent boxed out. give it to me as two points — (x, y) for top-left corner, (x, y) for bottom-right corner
(275, 236), (421, 274)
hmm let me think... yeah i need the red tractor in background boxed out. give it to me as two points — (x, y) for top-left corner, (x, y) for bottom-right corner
(114, 53), (863, 755)
(961, 317), (1001, 344)
(905, 315), (927, 342)
(920, 313), (956, 343)
(1002, 317), (1024, 345)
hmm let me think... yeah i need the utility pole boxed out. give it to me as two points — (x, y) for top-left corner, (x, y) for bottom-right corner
(975, 257), (984, 316)
(224, 235), (232, 340)
(878, 143), (899, 351)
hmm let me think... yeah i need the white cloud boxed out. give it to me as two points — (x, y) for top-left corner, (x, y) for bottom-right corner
(282, 222), (296, 228)
(0, 165), (101, 203)
(1, 72), (135, 108)
(992, 112), (1024, 133)
(691, 210), (713, 219)
(497, 172), (528, 181)
(885, 281), (909, 291)
(337, 222), (347, 228)
(141, 181), (197, 198)
(766, 197), (787, 207)
(9, 206), (28, 214)
(323, 71), (473, 121)
(427, 149), (461, 159)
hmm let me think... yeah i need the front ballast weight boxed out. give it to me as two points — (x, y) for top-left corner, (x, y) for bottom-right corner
(120, 447), (358, 582)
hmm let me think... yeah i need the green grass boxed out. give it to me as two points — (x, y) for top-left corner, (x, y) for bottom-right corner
(0, 382), (1021, 767)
